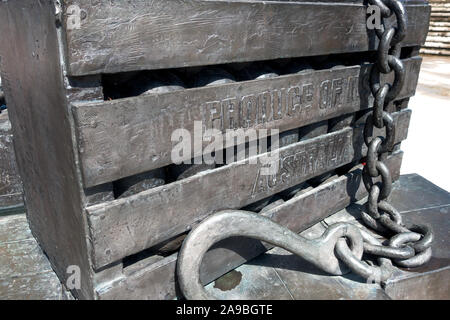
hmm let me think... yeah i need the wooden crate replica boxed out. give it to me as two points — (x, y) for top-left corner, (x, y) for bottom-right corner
(0, 0), (430, 299)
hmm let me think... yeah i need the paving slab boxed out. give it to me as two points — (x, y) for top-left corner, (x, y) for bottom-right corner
(246, 221), (389, 300)
(388, 174), (450, 213)
(0, 211), (71, 300)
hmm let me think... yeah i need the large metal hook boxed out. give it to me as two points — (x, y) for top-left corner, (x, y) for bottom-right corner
(176, 210), (364, 300)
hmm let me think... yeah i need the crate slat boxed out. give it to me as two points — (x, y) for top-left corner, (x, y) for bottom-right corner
(62, 0), (430, 76)
(73, 57), (422, 187)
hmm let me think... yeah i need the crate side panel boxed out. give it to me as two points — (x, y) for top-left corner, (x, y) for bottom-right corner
(0, 0), (93, 299)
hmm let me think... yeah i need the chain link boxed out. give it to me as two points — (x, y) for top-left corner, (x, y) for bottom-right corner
(335, 0), (434, 281)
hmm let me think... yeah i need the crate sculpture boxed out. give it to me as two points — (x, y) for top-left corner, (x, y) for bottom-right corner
(0, 0), (430, 299)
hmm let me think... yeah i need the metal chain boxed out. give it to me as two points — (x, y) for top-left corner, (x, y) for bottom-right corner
(177, 0), (435, 299)
(334, 0), (434, 280)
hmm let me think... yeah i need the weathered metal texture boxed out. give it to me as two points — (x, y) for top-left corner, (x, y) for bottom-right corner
(95, 152), (403, 299)
(170, 67), (230, 181)
(299, 119), (333, 186)
(384, 205), (450, 300)
(0, 273), (69, 300)
(0, 214), (73, 300)
(88, 128), (348, 268)
(386, 267), (450, 299)
(115, 169), (166, 199)
(205, 223), (390, 300)
(73, 57), (421, 187)
(0, 111), (23, 209)
(0, 0), (94, 299)
(71, 76), (117, 207)
(61, 0), (430, 76)
(0, 233), (55, 279)
(87, 110), (411, 269)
